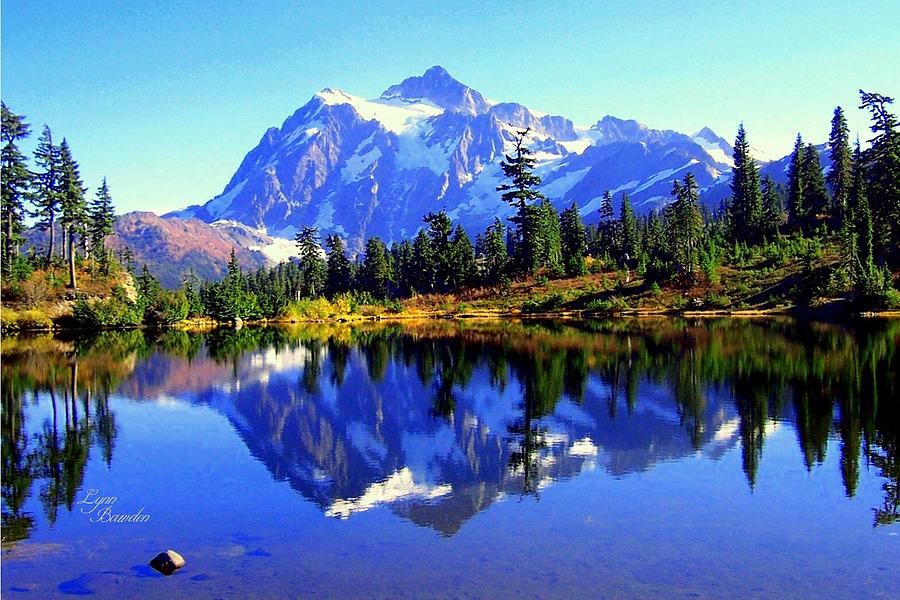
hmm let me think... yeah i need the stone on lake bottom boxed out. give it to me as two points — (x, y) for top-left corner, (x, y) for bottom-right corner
(149, 549), (186, 576)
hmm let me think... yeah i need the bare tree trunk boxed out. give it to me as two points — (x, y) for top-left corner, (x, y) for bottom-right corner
(67, 228), (77, 289)
(46, 216), (55, 264)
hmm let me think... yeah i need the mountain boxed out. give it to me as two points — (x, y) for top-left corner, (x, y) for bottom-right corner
(169, 66), (738, 252)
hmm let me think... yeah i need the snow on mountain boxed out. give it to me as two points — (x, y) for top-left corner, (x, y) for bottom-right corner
(168, 66), (742, 253)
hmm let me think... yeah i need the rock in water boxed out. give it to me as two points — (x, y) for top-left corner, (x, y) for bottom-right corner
(149, 549), (186, 576)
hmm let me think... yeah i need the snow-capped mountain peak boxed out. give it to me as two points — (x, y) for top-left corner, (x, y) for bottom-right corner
(168, 67), (741, 253)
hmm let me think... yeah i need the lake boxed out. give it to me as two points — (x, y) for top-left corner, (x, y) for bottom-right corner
(2, 318), (898, 599)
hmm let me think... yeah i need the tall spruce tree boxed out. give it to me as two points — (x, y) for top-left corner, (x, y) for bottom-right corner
(87, 177), (116, 272)
(532, 199), (563, 276)
(787, 133), (806, 225)
(411, 228), (435, 293)
(325, 234), (352, 296)
(619, 194), (640, 266)
(859, 90), (900, 263)
(667, 174), (703, 279)
(1, 103), (32, 271)
(58, 139), (87, 288)
(448, 225), (476, 288)
(761, 175), (784, 238)
(424, 211), (454, 290)
(827, 106), (853, 223)
(801, 142), (829, 219)
(294, 226), (325, 297)
(480, 218), (509, 285)
(559, 202), (587, 277)
(33, 125), (63, 263)
(729, 123), (764, 242)
(360, 237), (391, 299)
(496, 128), (545, 272)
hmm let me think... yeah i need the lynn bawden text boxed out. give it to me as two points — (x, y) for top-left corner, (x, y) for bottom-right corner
(76, 489), (151, 523)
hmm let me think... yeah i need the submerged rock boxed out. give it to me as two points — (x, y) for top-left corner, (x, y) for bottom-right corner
(149, 549), (186, 576)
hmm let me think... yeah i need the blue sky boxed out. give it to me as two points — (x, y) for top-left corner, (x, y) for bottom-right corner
(3, 0), (898, 215)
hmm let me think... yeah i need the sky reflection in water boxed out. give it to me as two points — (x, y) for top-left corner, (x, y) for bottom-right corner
(2, 318), (898, 598)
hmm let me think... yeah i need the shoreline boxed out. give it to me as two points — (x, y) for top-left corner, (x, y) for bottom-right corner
(3, 306), (899, 335)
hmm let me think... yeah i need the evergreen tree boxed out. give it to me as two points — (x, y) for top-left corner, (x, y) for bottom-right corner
(787, 133), (806, 225)
(496, 128), (545, 272)
(532, 199), (563, 276)
(411, 228), (435, 293)
(87, 177), (116, 272)
(424, 211), (454, 290)
(479, 218), (509, 285)
(33, 125), (63, 263)
(619, 194), (640, 266)
(859, 90), (900, 262)
(827, 106), (853, 223)
(448, 225), (476, 288)
(392, 240), (415, 296)
(360, 237), (391, 299)
(325, 234), (352, 296)
(294, 227), (326, 297)
(58, 139), (87, 288)
(801, 142), (829, 219)
(761, 175), (784, 238)
(851, 143), (875, 283)
(1, 103), (32, 271)
(667, 174), (703, 279)
(559, 202), (587, 277)
(729, 123), (764, 242)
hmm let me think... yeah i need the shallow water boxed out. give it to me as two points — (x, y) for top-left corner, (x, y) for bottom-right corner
(2, 318), (898, 598)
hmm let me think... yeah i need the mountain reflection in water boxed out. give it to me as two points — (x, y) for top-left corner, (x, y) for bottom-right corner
(2, 318), (898, 545)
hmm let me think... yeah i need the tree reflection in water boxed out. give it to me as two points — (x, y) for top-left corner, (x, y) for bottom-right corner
(1, 318), (898, 546)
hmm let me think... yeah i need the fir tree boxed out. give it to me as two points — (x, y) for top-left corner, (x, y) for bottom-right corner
(787, 133), (806, 225)
(448, 225), (476, 288)
(729, 123), (764, 243)
(827, 106), (853, 223)
(559, 202), (587, 277)
(58, 139), (87, 288)
(479, 218), (509, 285)
(325, 234), (352, 296)
(761, 175), (784, 238)
(411, 228), (435, 293)
(294, 226), (325, 297)
(496, 128), (545, 272)
(88, 177), (116, 272)
(360, 237), (391, 299)
(33, 125), (63, 263)
(667, 174), (703, 279)
(1, 103), (31, 271)
(859, 90), (900, 262)
(619, 194), (640, 266)
(532, 199), (563, 276)
(801, 142), (829, 219)
(424, 211), (454, 290)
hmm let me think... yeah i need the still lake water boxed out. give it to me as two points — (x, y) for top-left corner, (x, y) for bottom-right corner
(1, 318), (898, 599)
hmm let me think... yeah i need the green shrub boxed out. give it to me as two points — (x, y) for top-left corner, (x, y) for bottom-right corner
(73, 297), (142, 327)
(522, 292), (565, 313)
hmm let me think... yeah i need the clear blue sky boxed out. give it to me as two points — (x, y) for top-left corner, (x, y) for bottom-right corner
(3, 0), (898, 215)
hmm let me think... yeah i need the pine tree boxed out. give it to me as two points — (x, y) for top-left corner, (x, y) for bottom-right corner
(411, 228), (435, 293)
(496, 128), (545, 272)
(532, 199), (563, 276)
(859, 90), (900, 263)
(424, 211), (454, 290)
(480, 218), (509, 285)
(559, 202), (587, 277)
(667, 174), (703, 279)
(58, 139), (87, 288)
(851, 143), (875, 281)
(1, 103), (32, 271)
(729, 123), (764, 242)
(360, 237), (391, 299)
(801, 142), (829, 219)
(761, 175), (784, 238)
(827, 106), (853, 224)
(325, 234), (352, 296)
(448, 225), (476, 289)
(88, 177), (116, 272)
(787, 133), (806, 225)
(294, 226), (325, 297)
(33, 125), (63, 263)
(619, 194), (640, 266)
